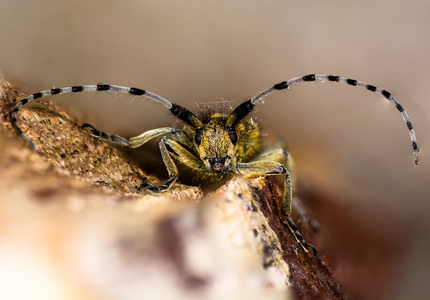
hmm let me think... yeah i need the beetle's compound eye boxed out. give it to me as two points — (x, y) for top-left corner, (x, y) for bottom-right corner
(195, 133), (202, 146)
(229, 132), (238, 145)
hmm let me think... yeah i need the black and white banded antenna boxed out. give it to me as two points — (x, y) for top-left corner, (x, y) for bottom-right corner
(250, 74), (420, 166)
(11, 84), (174, 149)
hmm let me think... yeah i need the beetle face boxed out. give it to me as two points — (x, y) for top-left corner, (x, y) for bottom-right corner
(194, 116), (238, 173)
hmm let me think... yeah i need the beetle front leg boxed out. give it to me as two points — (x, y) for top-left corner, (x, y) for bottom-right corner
(82, 123), (129, 146)
(139, 137), (203, 192)
(139, 137), (179, 191)
(236, 161), (317, 258)
(237, 161), (293, 215)
(252, 140), (296, 190)
(129, 127), (181, 148)
(254, 143), (319, 232)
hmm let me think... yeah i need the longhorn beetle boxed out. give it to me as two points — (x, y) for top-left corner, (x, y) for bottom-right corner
(10, 74), (420, 258)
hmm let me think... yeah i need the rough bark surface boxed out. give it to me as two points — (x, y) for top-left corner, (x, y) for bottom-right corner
(0, 78), (347, 299)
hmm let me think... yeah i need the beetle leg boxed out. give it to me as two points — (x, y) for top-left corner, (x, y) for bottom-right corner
(236, 160), (317, 258)
(82, 123), (129, 146)
(82, 123), (189, 150)
(162, 139), (204, 171)
(254, 142), (319, 231)
(252, 141), (296, 191)
(129, 127), (181, 148)
(236, 160), (292, 215)
(139, 137), (179, 191)
(139, 137), (203, 191)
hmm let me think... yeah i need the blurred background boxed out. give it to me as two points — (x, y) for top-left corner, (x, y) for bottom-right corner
(0, 0), (429, 299)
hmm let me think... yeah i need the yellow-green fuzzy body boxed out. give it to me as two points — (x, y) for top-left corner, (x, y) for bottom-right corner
(182, 113), (261, 180)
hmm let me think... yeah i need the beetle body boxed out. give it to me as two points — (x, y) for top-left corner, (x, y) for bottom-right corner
(182, 113), (261, 178)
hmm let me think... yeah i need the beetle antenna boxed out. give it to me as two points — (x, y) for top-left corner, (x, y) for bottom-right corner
(11, 84), (203, 148)
(250, 74), (419, 166)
